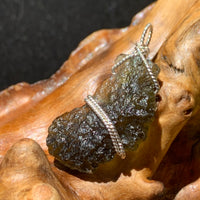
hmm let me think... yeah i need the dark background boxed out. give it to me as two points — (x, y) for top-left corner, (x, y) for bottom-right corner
(0, 0), (154, 91)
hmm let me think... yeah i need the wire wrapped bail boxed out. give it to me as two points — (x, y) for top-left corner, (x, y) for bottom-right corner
(85, 24), (158, 160)
(135, 24), (160, 92)
(140, 23), (153, 47)
(112, 23), (153, 74)
(134, 23), (153, 57)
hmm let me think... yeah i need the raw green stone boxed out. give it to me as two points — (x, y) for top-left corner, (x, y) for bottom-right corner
(46, 54), (160, 173)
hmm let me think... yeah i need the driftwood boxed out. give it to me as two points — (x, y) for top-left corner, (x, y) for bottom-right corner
(0, 0), (200, 199)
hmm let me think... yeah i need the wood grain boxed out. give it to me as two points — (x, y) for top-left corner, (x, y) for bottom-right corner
(0, 0), (200, 199)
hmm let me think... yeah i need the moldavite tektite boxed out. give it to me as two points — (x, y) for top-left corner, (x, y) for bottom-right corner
(46, 54), (160, 173)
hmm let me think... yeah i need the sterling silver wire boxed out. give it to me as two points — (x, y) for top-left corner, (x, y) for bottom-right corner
(140, 23), (152, 47)
(112, 23), (152, 74)
(85, 24), (159, 159)
(135, 45), (160, 91)
(85, 95), (126, 159)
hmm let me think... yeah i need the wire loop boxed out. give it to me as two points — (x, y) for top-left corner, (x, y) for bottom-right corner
(85, 24), (159, 159)
(140, 23), (153, 47)
(112, 23), (153, 74)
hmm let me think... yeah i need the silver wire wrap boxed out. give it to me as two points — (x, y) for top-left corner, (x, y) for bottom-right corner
(85, 24), (159, 159)
(135, 45), (160, 91)
(112, 23), (159, 92)
(85, 95), (126, 159)
(112, 24), (153, 74)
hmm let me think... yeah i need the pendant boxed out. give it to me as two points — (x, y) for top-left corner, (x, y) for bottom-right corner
(46, 24), (160, 173)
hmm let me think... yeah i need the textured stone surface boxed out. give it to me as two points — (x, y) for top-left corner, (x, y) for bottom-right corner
(47, 54), (159, 173)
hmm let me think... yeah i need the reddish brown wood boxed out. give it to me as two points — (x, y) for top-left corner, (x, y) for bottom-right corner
(0, 0), (200, 199)
(152, 3), (200, 198)
(0, 2), (155, 128)
(0, 138), (78, 200)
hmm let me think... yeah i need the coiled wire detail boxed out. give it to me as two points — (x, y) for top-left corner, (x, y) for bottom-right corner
(85, 23), (159, 159)
(85, 95), (126, 159)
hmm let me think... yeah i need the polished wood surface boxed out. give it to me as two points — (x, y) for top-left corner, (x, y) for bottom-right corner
(0, 0), (200, 199)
